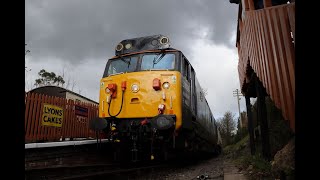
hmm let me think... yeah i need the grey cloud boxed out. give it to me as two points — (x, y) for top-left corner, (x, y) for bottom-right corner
(26, 0), (244, 121)
(26, 0), (238, 65)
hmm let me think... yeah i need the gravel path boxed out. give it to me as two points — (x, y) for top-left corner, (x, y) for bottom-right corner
(131, 155), (225, 180)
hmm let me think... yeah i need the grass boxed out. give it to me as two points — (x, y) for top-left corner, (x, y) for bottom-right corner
(223, 134), (249, 155)
(223, 135), (272, 178)
(234, 154), (271, 173)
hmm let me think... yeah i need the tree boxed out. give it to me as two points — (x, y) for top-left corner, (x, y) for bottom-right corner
(230, 111), (249, 144)
(34, 69), (65, 87)
(25, 44), (31, 72)
(54, 75), (65, 86)
(59, 67), (79, 92)
(217, 111), (236, 146)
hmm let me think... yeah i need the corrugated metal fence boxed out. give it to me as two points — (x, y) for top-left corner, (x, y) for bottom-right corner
(25, 92), (99, 143)
(237, 3), (295, 131)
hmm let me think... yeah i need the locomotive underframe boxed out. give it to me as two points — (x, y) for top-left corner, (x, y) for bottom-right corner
(103, 115), (176, 162)
(101, 115), (220, 162)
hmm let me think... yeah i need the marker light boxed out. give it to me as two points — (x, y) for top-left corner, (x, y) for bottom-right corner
(162, 82), (170, 89)
(107, 83), (117, 98)
(153, 78), (161, 91)
(121, 81), (127, 90)
(131, 84), (139, 93)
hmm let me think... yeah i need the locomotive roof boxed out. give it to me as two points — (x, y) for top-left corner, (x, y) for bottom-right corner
(114, 34), (175, 56)
(110, 48), (180, 59)
(28, 85), (99, 105)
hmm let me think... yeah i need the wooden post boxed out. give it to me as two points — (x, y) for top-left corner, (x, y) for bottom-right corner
(241, 0), (250, 11)
(255, 74), (271, 160)
(245, 95), (256, 155)
(248, 0), (255, 10)
(263, 0), (272, 8)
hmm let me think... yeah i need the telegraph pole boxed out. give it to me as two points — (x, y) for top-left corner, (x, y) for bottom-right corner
(233, 89), (243, 128)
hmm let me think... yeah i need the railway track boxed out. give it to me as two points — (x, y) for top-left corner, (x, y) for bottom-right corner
(25, 143), (218, 179)
(25, 161), (169, 180)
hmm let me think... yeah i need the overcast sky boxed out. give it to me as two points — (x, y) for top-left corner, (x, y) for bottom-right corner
(25, 0), (247, 120)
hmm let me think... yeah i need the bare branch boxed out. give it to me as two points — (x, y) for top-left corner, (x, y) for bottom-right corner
(71, 79), (76, 91)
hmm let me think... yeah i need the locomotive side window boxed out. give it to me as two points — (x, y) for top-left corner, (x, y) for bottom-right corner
(103, 56), (138, 77)
(141, 53), (175, 70)
(182, 57), (190, 80)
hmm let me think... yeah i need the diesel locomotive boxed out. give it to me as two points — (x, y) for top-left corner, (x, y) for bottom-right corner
(92, 35), (222, 162)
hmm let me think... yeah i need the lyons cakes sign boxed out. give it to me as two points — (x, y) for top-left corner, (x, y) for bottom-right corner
(42, 103), (64, 127)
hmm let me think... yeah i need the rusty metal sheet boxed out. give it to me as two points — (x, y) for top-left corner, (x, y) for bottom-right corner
(279, 6), (295, 104)
(237, 3), (295, 132)
(265, 9), (280, 108)
(275, 7), (294, 125)
(255, 11), (263, 84)
(257, 11), (268, 92)
(270, 8), (289, 121)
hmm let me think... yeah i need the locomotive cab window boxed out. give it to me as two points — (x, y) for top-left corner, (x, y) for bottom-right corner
(103, 56), (138, 77)
(141, 53), (175, 70)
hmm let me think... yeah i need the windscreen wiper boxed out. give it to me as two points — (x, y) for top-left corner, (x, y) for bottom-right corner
(153, 51), (166, 67)
(118, 54), (131, 66)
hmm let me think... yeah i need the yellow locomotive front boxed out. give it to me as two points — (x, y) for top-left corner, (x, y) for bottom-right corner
(99, 69), (183, 128)
(96, 35), (183, 161)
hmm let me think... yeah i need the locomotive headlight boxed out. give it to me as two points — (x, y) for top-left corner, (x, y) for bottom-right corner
(160, 36), (169, 44)
(162, 82), (170, 89)
(116, 43), (124, 51)
(105, 88), (110, 93)
(131, 84), (139, 93)
(125, 43), (132, 49)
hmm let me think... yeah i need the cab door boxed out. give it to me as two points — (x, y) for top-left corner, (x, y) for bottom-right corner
(190, 67), (197, 117)
(181, 55), (193, 129)
(181, 56), (191, 110)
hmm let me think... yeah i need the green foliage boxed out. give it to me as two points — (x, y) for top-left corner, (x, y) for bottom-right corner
(231, 114), (249, 145)
(224, 135), (272, 178)
(265, 97), (294, 157)
(235, 154), (271, 175)
(224, 134), (249, 153)
(34, 69), (65, 87)
(222, 97), (294, 179)
(217, 111), (236, 146)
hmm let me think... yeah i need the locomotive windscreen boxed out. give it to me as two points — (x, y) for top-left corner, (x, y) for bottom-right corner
(103, 53), (176, 78)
